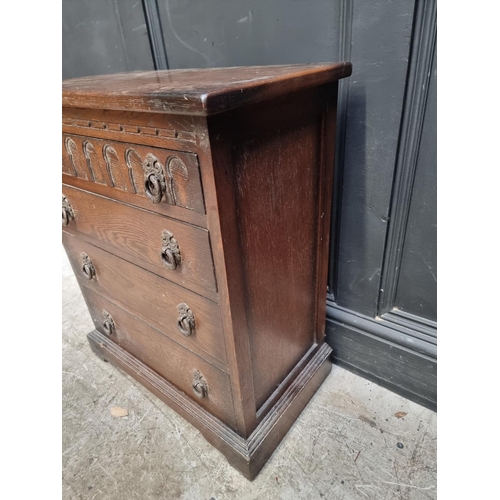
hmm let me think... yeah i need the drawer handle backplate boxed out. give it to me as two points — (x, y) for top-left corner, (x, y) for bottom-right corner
(161, 230), (181, 270)
(192, 370), (208, 399)
(62, 195), (74, 226)
(102, 311), (115, 336)
(81, 253), (95, 280)
(143, 153), (166, 204)
(177, 303), (195, 337)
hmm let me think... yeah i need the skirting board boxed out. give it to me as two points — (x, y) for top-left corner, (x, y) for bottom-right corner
(325, 316), (437, 412)
(88, 329), (333, 480)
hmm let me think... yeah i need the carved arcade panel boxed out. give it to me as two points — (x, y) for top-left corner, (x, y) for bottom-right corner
(62, 135), (205, 214)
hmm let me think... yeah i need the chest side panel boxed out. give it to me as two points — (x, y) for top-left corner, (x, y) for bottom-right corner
(209, 85), (337, 410)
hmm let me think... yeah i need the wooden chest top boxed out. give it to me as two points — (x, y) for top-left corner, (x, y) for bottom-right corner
(62, 63), (352, 115)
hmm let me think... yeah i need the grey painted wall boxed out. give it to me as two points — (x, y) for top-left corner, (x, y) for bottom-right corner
(157, 0), (341, 68)
(62, 0), (154, 80)
(62, 0), (437, 410)
(333, 0), (414, 316)
(395, 51), (437, 322)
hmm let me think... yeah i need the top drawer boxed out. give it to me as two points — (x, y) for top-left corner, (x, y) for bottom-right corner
(62, 133), (206, 226)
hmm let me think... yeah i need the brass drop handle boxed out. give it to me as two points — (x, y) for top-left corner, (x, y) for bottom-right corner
(81, 253), (95, 280)
(161, 230), (181, 270)
(62, 207), (69, 226)
(144, 172), (164, 203)
(177, 303), (195, 337)
(62, 195), (74, 226)
(143, 154), (166, 204)
(102, 311), (115, 336)
(192, 371), (207, 399)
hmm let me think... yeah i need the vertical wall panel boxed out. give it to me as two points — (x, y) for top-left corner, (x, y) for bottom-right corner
(157, 0), (341, 68)
(62, 0), (154, 80)
(394, 50), (437, 322)
(326, 0), (437, 410)
(334, 0), (415, 317)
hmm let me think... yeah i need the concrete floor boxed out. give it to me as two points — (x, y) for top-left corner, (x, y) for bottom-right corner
(62, 250), (437, 500)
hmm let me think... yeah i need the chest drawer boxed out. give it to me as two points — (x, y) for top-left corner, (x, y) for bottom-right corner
(81, 287), (236, 430)
(62, 185), (217, 300)
(62, 134), (206, 224)
(62, 232), (227, 367)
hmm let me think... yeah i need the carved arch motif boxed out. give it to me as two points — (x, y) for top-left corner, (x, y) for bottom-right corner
(125, 148), (143, 194)
(166, 155), (189, 207)
(64, 137), (78, 176)
(82, 141), (97, 182)
(102, 144), (121, 188)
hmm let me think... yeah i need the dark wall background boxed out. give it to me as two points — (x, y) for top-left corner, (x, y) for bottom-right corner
(63, 0), (437, 410)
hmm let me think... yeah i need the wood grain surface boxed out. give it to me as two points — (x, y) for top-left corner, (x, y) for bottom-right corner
(62, 63), (352, 115)
(62, 134), (205, 214)
(63, 232), (227, 367)
(62, 185), (217, 299)
(207, 84), (337, 411)
(83, 288), (236, 429)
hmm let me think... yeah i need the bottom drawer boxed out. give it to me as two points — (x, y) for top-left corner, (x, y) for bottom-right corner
(81, 287), (237, 430)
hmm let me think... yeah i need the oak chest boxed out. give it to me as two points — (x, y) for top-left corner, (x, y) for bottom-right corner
(62, 63), (352, 479)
